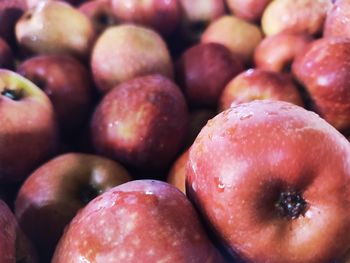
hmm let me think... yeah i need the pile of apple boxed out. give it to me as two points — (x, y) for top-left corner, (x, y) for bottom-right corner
(1, 0), (350, 262)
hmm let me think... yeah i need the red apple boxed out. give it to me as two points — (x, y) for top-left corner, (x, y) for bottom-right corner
(226, 0), (272, 22)
(167, 150), (189, 194)
(324, 0), (350, 38)
(52, 180), (225, 262)
(0, 200), (37, 263)
(0, 69), (58, 183)
(91, 74), (188, 172)
(176, 43), (244, 108)
(292, 37), (350, 132)
(110, 0), (180, 36)
(26, 0), (83, 9)
(179, 0), (225, 23)
(219, 69), (304, 111)
(0, 38), (14, 69)
(261, 0), (332, 36)
(91, 24), (173, 94)
(15, 152), (131, 263)
(187, 100), (350, 262)
(17, 54), (93, 138)
(201, 15), (263, 64)
(16, 1), (95, 58)
(254, 32), (313, 73)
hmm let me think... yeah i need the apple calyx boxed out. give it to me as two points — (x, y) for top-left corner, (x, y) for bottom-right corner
(1, 88), (23, 100)
(275, 190), (307, 219)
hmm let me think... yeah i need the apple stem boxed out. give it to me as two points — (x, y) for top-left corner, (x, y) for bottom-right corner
(1, 88), (23, 101)
(275, 190), (307, 219)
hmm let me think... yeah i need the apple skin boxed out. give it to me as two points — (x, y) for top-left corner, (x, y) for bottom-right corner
(110, 0), (180, 36)
(219, 69), (304, 111)
(292, 37), (350, 132)
(226, 0), (272, 22)
(254, 32), (313, 73)
(186, 100), (350, 263)
(17, 54), (93, 138)
(15, 1), (95, 58)
(78, 0), (117, 35)
(0, 38), (14, 69)
(176, 43), (244, 108)
(15, 152), (131, 263)
(167, 150), (189, 194)
(261, 0), (332, 36)
(179, 0), (225, 23)
(26, 0), (82, 9)
(324, 0), (350, 38)
(91, 74), (188, 172)
(52, 180), (225, 263)
(201, 15), (263, 65)
(91, 24), (173, 94)
(0, 200), (37, 263)
(0, 69), (58, 183)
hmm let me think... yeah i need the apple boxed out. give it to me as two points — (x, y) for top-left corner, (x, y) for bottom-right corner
(254, 32), (313, 73)
(187, 99), (350, 262)
(78, 0), (117, 35)
(0, 200), (37, 263)
(219, 69), (304, 111)
(17, 54), (93, 138)
(226, 0), (272, 22)
(91, 74), (188, 172)
(292, 37), (350, 132)
(167, 149), (189, 194)
(261, 0), (332, 36)
(176, 43), (244, 108)
(91, 24), (173, 94)
(110, 0), (180, 36)
(15, 1), (95, 58)
(26, 0), (83, 9)
(324, 0), (350, 38)
(52, 180), (225, 262)
(0, 38), (14, 69)
(15, 152), (132, 263)
(179, 0), (225, 24)
(0, 69), (58, 183)
(201, 15), (263, 65)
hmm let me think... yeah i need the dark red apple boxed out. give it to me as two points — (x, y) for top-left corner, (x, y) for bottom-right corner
(187, 100), (350, 262)
(219, 69), (304, 111)
(91, 74), (188, 172)
(91, 24), (173, 94)
(167, 150), (189, 194)
(254, 32), (313, 73)
(324, 0), (350, 38)
(52, 180), (225, 262)
(110, 0), (180, 36)
(226, 0), (272, 22)
(17, 54), (93, 137)
(0, 69), (58, 183)
(176, 43), (244, 108)
(15, 152), (131, 263)
(0, 38), (14, 69)
(292, 37), (350, 132)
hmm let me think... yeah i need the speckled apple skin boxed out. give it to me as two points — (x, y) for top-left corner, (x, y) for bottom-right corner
(52, 180), (225, 263)
(226, 0), (271, 22)
(91, 74), (188, 171)
(292, 37), (350, 132)
(324, 0), (350, 38)
(187, 100), (350, 263)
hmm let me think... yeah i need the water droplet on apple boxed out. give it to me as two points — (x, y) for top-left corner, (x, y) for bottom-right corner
(239, 112), (254, 120)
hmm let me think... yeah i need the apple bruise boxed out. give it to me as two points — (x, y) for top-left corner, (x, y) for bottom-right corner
(1, 88), (23, 101)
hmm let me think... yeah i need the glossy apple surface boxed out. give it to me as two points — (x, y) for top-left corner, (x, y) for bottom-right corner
(0, 69), (58, 182)
(226, 0), (272, 22)
(324, 0), (350, 38)
(52, 180), (225, 262)
(187, 100), (350, 262)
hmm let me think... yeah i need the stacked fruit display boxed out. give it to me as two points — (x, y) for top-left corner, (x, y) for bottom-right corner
(1, 0), (350, 262)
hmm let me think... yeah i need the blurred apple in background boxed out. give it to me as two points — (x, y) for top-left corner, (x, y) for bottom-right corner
(52, 180), (225, 263)
(254, 32), (313, 73)
(176, 43), (244, 108)
(15, 152), (131, 263)
(293, 37), (350, 133)
(0, 38), (14, 69)
(17, 54), (93, 139)
(226, 0), (272, 22)
(201, 15), (263, 65)
(219, 69), (304, 111)
(187, 100), (350, 262)
(91, 74), (188, 173)
(110, 0), (180, 36)
(26, 0), (83, 9)
(15, 1), (95, 59)
(324, 0), (350, 38)
(261, 0), (332, 36)
(167, 149), (189, 194)
(91, 24), (173, 94)
(79, 0), (117, 35)
(0, 70), (58, 183)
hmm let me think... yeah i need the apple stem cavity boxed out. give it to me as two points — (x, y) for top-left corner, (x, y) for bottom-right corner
(275, 190), (307, 219)
(1, 88), (23, 101)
